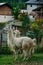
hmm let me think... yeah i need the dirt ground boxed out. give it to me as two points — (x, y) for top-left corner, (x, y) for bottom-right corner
(12, 61), (43, 65)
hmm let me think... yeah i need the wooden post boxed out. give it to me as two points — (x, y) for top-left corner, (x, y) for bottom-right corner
(0, 32), (2, 54)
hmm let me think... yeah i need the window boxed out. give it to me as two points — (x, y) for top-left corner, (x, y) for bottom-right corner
(33, 16), (34, 18)
(30, 5), (32, 7)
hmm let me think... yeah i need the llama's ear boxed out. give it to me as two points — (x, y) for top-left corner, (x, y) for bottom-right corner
(16, 27), (17, 30)
(13, 27), (15, 31)
(33, 38), (36, 43)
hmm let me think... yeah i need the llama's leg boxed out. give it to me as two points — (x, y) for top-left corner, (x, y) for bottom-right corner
(23, 50), (28, 60)
(29, 47), (34, 56)
(29, 48), (32, 56)
(31, 47), (34, 55)
(13, 49), (18, 61)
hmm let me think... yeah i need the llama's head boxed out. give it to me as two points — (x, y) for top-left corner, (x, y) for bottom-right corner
(13, 29), (20, 37)
(4, 25), (12, 33)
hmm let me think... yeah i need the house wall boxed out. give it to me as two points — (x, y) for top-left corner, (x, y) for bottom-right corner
(0, 5), (12, 15)
(0, 15), (14, 22)
(0, 32), (7, 42)
(0, 5), (14, 22)
(27, 5), (40, 14)
(33, 7), (43, 21)
(2, 33), (7, 42)
(26, 4), (41, 21)
(29, 15), (35, 21)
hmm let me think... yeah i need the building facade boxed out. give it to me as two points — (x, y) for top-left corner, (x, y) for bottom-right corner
(0, 3), (14, 22)
(26, 0), (43, 21)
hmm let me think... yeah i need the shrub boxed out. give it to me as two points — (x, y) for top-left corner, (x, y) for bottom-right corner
(1, 46), (12, 54)
(26, 31), (35, 39)
(0, 22), (6, 28)
(35, 45), (43, 53)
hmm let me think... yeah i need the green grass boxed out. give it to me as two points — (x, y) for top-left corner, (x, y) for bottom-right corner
(0, 54), (14, 65)
(0, 53), (43, 65)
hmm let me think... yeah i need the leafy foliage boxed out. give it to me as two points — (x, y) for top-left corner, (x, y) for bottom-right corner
(0, 0), (28, 2)
(12, 6), (20, 19)
(0, 23), (6, 28)
(19, 13), (30, 28)
(0, 0), (27, 9)
(18, 13), (30, 35)
(30, 21), (43, 44)
(26, 31), (35, 39)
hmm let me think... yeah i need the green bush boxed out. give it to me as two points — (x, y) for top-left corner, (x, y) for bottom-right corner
(0, 22), (6, 28)
(26, 31), (35, 39)
(35, 46), (43, 53)
(1, 47), (13, 54)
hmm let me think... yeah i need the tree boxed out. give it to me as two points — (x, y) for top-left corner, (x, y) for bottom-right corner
(18, 0), (26, 9)
(12, 6), (20, 19)
(18, 13), (30, 35)
(30, 20), (43, 44)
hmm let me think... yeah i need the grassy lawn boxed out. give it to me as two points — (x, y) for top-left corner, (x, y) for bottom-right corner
(0, 43), (43, 65)
(0, 54), (14, 65)
(0, 53), (43, 65)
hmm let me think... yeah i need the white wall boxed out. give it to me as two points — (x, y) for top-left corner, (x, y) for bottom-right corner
(26, 4), (41, 21)
(27, 5), (40, 14)
(0, 15), (14, 22)
(29, 15), (35, 21)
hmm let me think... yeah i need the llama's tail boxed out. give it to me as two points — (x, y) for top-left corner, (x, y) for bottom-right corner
(32, 38), (36, 46)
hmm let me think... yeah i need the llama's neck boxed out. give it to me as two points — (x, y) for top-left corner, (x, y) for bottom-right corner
(9, 28), (14, 40)
(7, 28), (15, 46)
(14, 33), (20, 38)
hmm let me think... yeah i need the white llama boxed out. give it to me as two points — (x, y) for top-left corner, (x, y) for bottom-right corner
(5, 26), (36, 60)
(13, 28), (36, 57)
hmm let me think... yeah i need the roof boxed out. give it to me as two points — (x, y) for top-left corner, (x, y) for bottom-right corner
(9, 20), (22, 27)
(0, 2), (6, 6)
(26, 0), (36, 3)
(0, 2), (12, 8)
(32, 7), (42, 11)
(39, 0), (43, 2)
(30, 11), (36, 16)
(25, 0), (43, 5)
